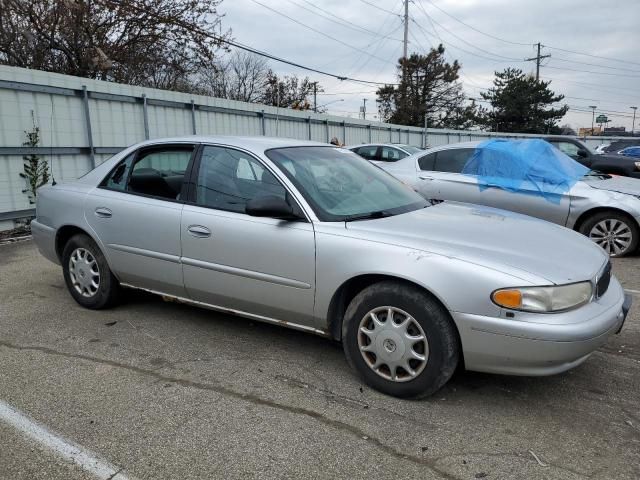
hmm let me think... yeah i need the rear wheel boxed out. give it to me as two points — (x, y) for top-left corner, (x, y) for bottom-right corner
(579, 211), (639, 257)
(342, 281), (459, 398)
(62, 234), (120, 309)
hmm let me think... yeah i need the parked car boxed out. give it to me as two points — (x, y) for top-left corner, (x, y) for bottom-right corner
(543, 136), (640, 178)
(381, 140), (640, 256)
(349, 143), (423, 164)
(594, 143), (610, 154)
(32, 136), (630, 398)
(602, 139), (640, 154)
(619, 146), (640, 158)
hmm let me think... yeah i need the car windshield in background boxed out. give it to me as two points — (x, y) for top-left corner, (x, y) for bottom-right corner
(266, 146), (428, 221)
(399, 145), (422, 154)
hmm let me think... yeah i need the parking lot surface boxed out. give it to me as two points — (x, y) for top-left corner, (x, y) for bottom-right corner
(1, 240), (639, 479)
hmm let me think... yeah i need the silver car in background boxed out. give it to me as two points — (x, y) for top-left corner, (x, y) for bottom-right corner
(32, 136), (630, 398)
(381, 141), (640, 256)
(348, 143), (423, 164)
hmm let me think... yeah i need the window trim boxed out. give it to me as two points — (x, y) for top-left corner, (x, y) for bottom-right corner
(187, 143), (311, 223)
(98, 143), (198, 204)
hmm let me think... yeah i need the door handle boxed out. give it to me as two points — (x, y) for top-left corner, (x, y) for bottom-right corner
(94, 207), (112, 218)
(419, 175), (434, 181)
(187, 225), (211, 238)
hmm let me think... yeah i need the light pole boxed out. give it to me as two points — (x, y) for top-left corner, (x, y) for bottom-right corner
(589, 105), (597, 135)
(631, 106), (638, 135)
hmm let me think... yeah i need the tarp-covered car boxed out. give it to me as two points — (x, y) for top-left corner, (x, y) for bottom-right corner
(380, 139), (640, 256)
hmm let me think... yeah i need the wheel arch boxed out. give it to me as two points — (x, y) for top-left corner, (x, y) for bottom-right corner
(55, 225), (101, 262)
(572, 207), (639, 233)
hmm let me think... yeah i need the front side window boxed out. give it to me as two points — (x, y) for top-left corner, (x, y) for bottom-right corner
(266, 146), (427, 222)
(195, 146), (287, 213)
(434, 148), (474, 173)
(380, 146), (407, 162)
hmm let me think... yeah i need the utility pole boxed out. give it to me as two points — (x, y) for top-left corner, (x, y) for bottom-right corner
(403, 0), (409, 60)
(631, 106), (638, 135)
(313, 82), (317, 113)
(525, 42), (551, 81)
(589, 105), (597, 135)
(362, 98), (367, 120)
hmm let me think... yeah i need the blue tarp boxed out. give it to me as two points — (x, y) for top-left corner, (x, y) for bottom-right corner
(461, 139), (589, 203)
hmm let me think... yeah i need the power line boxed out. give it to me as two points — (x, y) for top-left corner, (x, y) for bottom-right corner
(543, 45), (640, 67)
(551, 56), (640, 74)
(421, 0), (534, 46)
(357, 0), (401, 15)
(545, 64), (640, 78)
(248, 0), (390, 64)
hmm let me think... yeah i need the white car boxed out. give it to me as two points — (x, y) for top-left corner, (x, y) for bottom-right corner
(349, 143), (424, 164)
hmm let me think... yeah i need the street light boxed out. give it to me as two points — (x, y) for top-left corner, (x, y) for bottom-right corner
(589, 105), (597, 135)
(631, 106), (638, 135)
(317, 99), (344, 110)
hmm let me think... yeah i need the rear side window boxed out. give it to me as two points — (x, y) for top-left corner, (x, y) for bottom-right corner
(434, 148), (474, 173)
(418, 153), (436, 171)
(380, 146), (407, 162)
(355, 146), (379, 160)
(101, 154), (134, 191)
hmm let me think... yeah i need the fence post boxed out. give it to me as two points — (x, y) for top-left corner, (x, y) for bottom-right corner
(389, 126), (392, 142)
(142, 94), (150, 140)
(325, 120), (330, 142)
(260, 110), (266, 135)
(342, 121), (347, 144)
(308, 116), (312, 140)
(81, 86), (95, 168)
(190, 100), (197, 135)
(368, 124), (372, 143)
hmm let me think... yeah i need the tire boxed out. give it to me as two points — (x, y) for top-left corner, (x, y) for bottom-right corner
(62, 233), (121, 309)
(342, 281), (459, 399)
(579, 211), (639, 257)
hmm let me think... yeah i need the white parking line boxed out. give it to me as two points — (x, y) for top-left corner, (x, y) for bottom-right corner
(0, 400), (132, 480)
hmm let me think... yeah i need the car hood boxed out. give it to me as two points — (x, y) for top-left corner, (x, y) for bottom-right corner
(583, 175), (640, 196)
(345, 202), (608, 285)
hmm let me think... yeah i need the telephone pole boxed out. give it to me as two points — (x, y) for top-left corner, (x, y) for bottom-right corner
(589, 105), (597, 135)
(525, 43), (551, 81)
(631, 106), (638, 135)
(362, 98), (367, 120)
(403, 0), (409, 60)
(312, 82), (318, 113)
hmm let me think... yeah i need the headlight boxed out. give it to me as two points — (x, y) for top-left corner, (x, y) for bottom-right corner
(492, 282), (593, 313)
(634, 161), (640, 171)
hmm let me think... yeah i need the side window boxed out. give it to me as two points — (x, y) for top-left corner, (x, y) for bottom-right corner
(126, 148), (193, 200)
(380, 147), (407, 162)
(434, 148), (474, 173)
(418, 153), (436, 171)
(196, 146), (287, 213)
(101, 154), (134, 191)
(355, 146), (379, 160)
(554, 142), (580, 158)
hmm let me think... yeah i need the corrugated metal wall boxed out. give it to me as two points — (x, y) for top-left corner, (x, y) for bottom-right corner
(0, 65), (634, 224)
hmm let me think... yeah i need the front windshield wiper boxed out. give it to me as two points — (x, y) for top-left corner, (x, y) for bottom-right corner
(343, 210), (394, 222)
(583, 169), (611, 180)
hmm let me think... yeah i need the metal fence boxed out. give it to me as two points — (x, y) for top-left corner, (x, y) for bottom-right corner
(0, 65), (635, 227)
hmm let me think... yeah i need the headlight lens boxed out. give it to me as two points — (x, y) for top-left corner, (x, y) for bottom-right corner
(492, 282), (593, 313)
(634, 161), (640, 171)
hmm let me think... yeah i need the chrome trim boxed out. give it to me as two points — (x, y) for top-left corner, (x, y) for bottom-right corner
(107, 244), (181, 264)
(120, 283), (329, 337)
(181, 257), (311, 289)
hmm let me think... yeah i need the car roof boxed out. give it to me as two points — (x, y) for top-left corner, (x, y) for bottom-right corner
(135, 135), (330, 151)
(421, 141), (482, 153)
(348, 143), (411, 148)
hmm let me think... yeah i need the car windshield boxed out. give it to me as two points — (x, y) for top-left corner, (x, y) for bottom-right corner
(266, 146), (428, 221)
(398, 145), (423, 154)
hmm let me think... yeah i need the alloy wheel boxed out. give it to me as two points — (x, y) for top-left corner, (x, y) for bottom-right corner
(357, 306), (429, 382)
(589, 219), (633, 256)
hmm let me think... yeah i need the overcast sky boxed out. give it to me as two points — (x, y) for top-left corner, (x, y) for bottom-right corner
(220, 0), (640, 132)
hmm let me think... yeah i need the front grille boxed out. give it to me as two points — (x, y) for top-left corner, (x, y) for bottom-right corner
(595, 261), (611, 299)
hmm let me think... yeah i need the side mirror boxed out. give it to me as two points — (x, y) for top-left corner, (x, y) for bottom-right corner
(577, 149), (589, 158)
(245, 195), (299, 220)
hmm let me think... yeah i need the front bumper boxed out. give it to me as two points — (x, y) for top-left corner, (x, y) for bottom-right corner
(31, 220), (59, 265)
(452, 277), (629, 376)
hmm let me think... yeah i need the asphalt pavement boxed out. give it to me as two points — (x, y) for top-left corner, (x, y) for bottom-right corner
(0, 240), (639, 479)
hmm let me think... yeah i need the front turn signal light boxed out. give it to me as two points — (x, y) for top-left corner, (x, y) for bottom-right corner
(492, 289), (522, 309)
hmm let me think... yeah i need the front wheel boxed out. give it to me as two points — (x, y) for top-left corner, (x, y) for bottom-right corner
(62, 234), (121, 309)
(579, 211), (639, 257)
(342, 281), (460, 399)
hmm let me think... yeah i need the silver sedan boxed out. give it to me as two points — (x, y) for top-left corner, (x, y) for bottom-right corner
(32, 136), (630, 398)
(381, 141), (640, 257)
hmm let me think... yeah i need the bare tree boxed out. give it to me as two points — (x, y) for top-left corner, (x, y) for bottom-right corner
(261, 70), (317, 110)
(200, 52), (269, 102)
(0, 0), (229, 93)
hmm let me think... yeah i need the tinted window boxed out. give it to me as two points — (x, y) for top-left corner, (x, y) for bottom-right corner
(196, 146), (287, 213)
(418, 153), (436, 171)
(434, 148), (474, 173)
(127, 148), (193, 200)
(380, 146), (407, 162)
(355, 146), (379, 160)
(101, 154), (134, 191)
